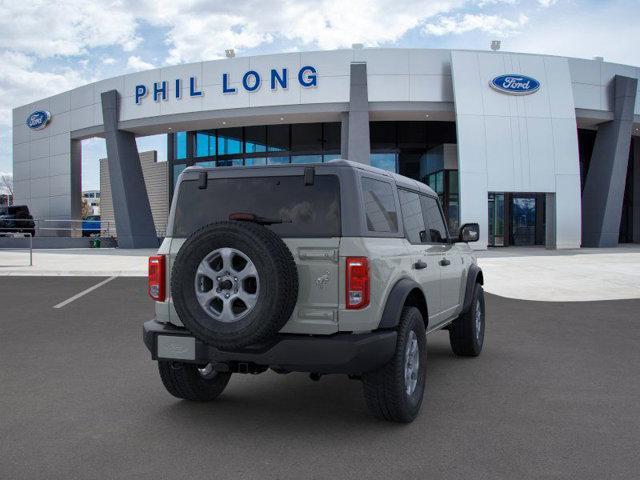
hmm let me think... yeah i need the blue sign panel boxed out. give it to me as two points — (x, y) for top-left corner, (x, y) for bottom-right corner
(26, 110), (51, 130)
(490, 74), (540, 95)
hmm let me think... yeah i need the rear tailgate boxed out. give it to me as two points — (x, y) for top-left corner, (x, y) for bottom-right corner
(280, 238), (341, 335)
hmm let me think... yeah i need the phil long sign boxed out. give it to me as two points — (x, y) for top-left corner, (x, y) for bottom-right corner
(135, 66), (318, 105)
(490, 74), (540, 95)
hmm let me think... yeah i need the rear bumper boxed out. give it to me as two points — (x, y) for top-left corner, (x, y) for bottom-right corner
(143, 319), (397, 375)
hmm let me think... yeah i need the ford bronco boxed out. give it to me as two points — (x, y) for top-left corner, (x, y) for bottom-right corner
(143, 160), (484, 423)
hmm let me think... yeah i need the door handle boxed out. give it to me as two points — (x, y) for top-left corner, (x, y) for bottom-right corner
(413, 260), (428, 270)
(439, 258), (451, 267)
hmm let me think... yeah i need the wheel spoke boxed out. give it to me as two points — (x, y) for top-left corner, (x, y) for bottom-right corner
(219, 248), (234, 272)
(197, 261), (218, 281)
(235, 290), (258, 310)
(236, 263), (257, 281)
(195, 288), (218, 307)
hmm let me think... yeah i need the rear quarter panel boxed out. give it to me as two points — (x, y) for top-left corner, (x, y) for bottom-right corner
(338, 237), (414, 333)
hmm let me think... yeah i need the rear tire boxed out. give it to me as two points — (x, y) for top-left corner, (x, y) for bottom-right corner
(158, 361), (231, 401)
(449, 283), (485, 357)
(362, 306), (427, 423)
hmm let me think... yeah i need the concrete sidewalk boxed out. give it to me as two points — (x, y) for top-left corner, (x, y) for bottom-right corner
(1, 246), (639, 301)
(0, 248), (154, 276)
(477, 245), (640, 302)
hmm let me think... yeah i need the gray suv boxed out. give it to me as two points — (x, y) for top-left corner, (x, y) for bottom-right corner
(143, 160), (484, 423)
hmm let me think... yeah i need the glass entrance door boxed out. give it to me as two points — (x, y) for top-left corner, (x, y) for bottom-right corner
(510, 195), (537, 246)
(488, 193), (505, 246)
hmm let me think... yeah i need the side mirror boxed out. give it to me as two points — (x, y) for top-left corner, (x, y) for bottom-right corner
(458, 223), (480, 243)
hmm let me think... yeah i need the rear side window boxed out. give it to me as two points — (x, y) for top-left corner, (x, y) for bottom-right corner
(361, 177), (398, 233)
(173, 175), (340, 238)
(398, 189), (426, 244)
(420, 195), (448, 243)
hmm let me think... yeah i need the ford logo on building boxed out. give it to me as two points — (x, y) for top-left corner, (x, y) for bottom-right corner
(26, 110), (51, 130)
(490, 74), (540, 95)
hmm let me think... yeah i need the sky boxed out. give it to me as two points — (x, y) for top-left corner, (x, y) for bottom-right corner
(0, 0), (639, 191)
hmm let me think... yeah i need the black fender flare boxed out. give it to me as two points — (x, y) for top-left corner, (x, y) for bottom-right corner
(461, 264), (484, 314)
(377, 278), (426, 330)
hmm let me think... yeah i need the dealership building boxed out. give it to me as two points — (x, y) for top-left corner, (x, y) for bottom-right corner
(11, 48), (640, 248)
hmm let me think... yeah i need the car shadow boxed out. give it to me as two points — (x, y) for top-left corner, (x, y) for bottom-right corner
(154, 333), (465, 431)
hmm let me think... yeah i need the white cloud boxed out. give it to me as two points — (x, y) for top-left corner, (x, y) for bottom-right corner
(0, 51), (86, 125)
(538, 0), (558, 7)
(102, 57), (116, 65)
(135, 0), (466, 64)
(126, 55), (156, 72)
(424, 13), (529, 36)
(0, 0), (141, 57)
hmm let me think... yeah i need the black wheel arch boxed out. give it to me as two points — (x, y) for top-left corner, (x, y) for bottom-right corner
(378, 278), (429, 330)
(461, 264), (484, 314)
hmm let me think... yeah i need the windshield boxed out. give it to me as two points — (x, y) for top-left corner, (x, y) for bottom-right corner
(173, 174), (341, 238)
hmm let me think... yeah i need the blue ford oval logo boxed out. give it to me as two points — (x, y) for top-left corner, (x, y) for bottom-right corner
(26, 110), (51, 130)
(490, 74), (540, 95)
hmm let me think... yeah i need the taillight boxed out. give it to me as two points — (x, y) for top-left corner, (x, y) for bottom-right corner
(148, 255), (166, 301)
(346, 257), (369, 309)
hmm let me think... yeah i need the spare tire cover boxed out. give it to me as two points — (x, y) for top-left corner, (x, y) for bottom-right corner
(171, 221), (299, 349)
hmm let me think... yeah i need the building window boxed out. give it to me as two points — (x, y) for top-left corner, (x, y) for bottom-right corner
(175, 131), (187, 160)
(370, 153), (398, 172)
(245, 126), (267, 153)
(195, 131), (216, 157)
(267, 125), (289, 152)
(168, 123), (341, 200)
(217, 127), (243, 155)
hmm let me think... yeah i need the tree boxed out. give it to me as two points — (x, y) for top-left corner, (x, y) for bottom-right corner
(81, 198), (92, 218)
(0, 173), (13, 206)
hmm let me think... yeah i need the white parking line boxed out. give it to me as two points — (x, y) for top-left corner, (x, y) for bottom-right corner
(53, 276), (118, 309)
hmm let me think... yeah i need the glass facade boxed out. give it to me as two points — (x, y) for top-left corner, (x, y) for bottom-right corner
(169, 122), (341, 192)
(169, 120), (462, 234)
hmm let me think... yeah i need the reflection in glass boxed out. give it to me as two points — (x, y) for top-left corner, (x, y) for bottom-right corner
(175, 132), (187, 160)
(267, 156), (290, 164)
(217, 128), (242, 155)
(245, 157), (267, 166)
(173, 163), (187, 186)
(245, 126), (267, 153)
(196, 161), (216, 168)
(195, 131), (215, 157)
(370, 153), (398, 172)
(291, 155), (322, 164)
(267, 125), (289, 152)
(217, 159), (243, 167)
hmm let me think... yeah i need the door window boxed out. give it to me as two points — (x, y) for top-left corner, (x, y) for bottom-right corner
(420, 196), (448, 243)
(398, 190), (426, 244)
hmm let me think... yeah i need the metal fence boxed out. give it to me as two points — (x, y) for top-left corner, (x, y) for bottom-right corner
(0, 218), (115, 237)
(0, 232), (33, 266)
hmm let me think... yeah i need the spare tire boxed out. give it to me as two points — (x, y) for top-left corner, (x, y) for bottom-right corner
(171, 221), (298, 349)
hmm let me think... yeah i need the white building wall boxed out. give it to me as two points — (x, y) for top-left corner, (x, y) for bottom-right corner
(11, 48), (639, 246)
(451, 50), (582, 249)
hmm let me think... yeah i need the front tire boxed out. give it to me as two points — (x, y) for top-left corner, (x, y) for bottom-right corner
(158, 361), (231, 401)
(449, 283), (485, 356)
(362, 306), (427, 423)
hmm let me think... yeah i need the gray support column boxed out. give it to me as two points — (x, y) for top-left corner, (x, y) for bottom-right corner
(69, 139), (82, 237)
(633, 139), (640, 243)
(545, 193), (556, 249)
(582, 75), (638, 247)
(340, 111), (349, 158)
(101, 90), (158, 249)
(347, 63), (370, 164)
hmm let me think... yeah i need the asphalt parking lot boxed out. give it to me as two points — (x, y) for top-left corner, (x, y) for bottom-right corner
(1, 277), (639, 479)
